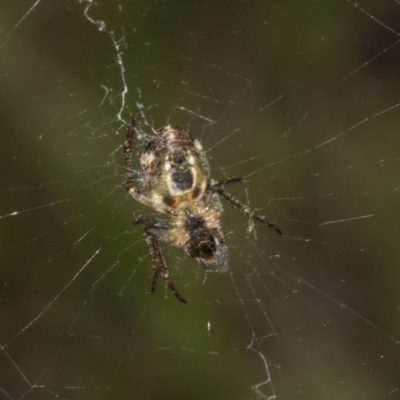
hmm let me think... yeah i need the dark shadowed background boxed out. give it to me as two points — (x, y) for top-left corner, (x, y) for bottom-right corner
(1, 1), (400, 399)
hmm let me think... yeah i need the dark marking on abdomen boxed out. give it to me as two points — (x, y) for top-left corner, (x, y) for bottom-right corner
(171, 169), (193, 192)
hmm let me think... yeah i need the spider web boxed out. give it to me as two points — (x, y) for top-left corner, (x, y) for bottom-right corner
(1, 1), (400, 399)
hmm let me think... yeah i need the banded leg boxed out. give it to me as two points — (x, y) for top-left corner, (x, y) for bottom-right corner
(211, 177), (282, 236)
(123, 120), (136, 193)
(134, 217), (187, 304)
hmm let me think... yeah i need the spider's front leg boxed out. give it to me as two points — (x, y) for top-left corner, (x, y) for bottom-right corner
(134, 217), (187, 304)
(211, 177), (283, 236)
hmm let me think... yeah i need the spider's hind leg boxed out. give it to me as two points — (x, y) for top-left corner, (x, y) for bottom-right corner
(134, 217), (187, 304)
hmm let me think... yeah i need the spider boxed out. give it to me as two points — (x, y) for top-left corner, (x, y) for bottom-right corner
(123, 121), (282, 303)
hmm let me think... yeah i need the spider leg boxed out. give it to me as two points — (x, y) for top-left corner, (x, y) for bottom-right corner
(214, 176), (242, 186)
(135, 217), (187, 304)
(123, 120), (136, 193)
(145, 233), (187, 304)
(129, 188), (174, 215)
(211, 177), (283, 236)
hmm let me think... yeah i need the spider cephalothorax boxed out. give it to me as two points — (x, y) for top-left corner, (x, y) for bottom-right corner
(124, 121), (281, 303)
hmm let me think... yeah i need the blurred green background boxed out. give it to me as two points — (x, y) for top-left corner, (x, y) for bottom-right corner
(1, 1), (400, 399)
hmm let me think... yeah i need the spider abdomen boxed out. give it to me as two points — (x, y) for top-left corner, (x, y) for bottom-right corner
(139, 125), (210, 209)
